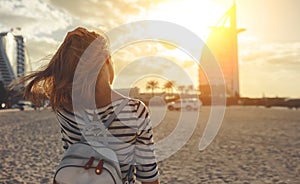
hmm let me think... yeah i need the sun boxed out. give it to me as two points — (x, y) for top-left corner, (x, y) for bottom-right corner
(146, 0), (228, 41)
(112, 0), (229, 92)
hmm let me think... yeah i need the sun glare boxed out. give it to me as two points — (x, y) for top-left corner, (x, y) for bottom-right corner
(113, 0), (229, 91)
(146, 0), (227, 40)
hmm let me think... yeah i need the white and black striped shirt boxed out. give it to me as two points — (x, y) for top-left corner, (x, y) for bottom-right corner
(56, 98), (159, 183)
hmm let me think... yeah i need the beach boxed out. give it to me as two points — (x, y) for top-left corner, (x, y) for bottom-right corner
(1, 106), (299, 184)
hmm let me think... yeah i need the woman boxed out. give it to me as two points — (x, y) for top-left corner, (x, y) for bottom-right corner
(19, 27), (159, 184)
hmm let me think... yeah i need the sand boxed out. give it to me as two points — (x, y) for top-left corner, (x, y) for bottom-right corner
(1, 106), (299, 184)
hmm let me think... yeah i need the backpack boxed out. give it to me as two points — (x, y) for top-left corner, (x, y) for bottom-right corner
(53, 99), (130, 184)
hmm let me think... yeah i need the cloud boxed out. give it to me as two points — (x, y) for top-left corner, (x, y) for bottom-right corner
(112, 41), (169, 72)
(26, 36), (60, 69)
(113, 55), (196, 90)
(0, 0), (170, 70)
(0, 12), (37, 27)
(239, 59), (300, 98)
(111, 41), (199, 90)
(49, 0), (161, 31)
(238, 35), (300, 97)
(267, 53), (300, 66)
(239, 36), (300, 67)
(0, 0), (73, 36)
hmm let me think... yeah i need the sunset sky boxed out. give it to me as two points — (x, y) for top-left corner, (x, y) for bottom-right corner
(0, 0), (299, 98)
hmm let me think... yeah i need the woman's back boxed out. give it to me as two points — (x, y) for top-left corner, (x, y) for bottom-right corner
(56, 97), (159, 183)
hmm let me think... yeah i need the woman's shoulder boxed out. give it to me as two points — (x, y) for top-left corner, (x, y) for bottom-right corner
(111, 91), (145, 106)
(126, 97), (147, 109)
(112, 92), (145, 108)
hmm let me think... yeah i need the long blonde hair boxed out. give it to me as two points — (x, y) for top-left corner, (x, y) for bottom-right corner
(16, 27), (110, 111)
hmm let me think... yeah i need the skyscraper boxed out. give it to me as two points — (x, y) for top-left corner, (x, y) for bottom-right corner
(0, 31), (31, 88)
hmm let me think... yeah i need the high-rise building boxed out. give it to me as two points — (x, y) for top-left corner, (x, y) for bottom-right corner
(0, 31), (31, 88)
(199, 2), (245, 97)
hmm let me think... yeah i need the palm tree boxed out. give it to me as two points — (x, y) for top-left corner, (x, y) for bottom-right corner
(146, 80), (159, 96)
(163, 80), (175, 94)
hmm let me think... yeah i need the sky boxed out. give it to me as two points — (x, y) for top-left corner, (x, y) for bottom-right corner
(0, 0), (299, 98)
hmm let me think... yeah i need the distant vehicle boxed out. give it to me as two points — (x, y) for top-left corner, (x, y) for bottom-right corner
(0, 102), (7, 109)
(12, 100), (35, 111)
(167, 98), (202, 111)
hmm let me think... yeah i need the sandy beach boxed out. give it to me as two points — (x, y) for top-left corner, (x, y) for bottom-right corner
(1, 106), (299, 184)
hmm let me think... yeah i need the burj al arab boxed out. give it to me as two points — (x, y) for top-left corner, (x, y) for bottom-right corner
(199, 2), (245, 98)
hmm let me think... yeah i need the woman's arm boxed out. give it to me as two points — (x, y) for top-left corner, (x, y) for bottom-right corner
(135, 101), (160, 183)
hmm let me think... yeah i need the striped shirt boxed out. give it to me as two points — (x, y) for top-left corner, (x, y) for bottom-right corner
(56, 98), (159, 183)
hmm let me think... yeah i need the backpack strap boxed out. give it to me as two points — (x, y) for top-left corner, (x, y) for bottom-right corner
(79, 98), (129, 143)
(125, 165), (135, 184)
(104, 98), (129, 128)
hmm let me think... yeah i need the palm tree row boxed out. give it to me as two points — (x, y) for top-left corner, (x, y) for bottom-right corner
(145, 80), (196, 96)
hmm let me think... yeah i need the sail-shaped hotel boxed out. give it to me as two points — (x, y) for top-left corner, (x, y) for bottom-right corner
(199, 2), (245, 98)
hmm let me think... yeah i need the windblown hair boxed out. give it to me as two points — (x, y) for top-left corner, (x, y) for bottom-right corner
(15, 27), (110, 111)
